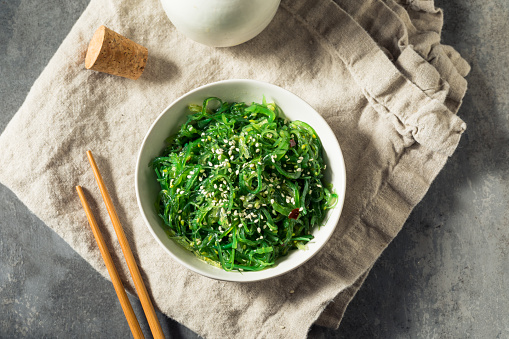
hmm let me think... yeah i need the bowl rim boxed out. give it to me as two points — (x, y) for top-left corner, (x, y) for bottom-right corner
(135, 79), (346, 282)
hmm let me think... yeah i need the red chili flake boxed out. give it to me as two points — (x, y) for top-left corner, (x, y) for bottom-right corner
(288, 208), (300, 219)
(289, 138), (296, 147)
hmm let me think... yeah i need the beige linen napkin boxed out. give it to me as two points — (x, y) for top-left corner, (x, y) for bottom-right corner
(0, 0), (469, 337)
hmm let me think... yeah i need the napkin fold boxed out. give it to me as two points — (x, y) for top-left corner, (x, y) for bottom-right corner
(0, 0), (469, 337)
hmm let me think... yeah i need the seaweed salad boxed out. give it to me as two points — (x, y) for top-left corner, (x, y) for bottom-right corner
(150, 97), (337, 271)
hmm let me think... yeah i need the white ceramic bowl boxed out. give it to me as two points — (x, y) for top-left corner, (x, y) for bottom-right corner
(159, 0), (281, 47)
(135, 79), (346, 282)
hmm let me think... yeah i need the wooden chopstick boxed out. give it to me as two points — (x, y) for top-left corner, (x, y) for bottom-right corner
(86, 150), (165, 339)
(75, 186), (145, 339)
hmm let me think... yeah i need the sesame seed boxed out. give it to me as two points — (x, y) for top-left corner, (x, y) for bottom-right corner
(296, 168), (302, 172)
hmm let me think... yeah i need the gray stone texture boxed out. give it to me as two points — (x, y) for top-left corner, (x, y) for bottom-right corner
(1, 0), (507, 338)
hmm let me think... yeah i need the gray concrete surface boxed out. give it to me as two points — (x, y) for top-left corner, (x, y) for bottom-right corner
(1, 0), (508, 338)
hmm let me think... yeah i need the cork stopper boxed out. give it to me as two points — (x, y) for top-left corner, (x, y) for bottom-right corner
(85, 26), (148, 80)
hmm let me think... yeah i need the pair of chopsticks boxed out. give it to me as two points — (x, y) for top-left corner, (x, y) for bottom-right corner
(76, 150), (164, 339)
